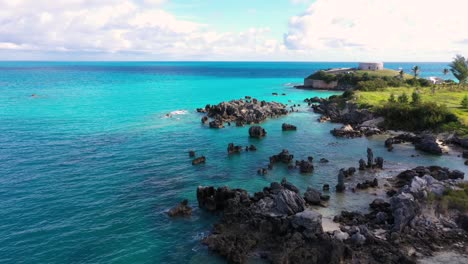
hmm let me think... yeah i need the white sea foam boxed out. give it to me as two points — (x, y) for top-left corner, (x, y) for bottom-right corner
(170, 110), (188, 115)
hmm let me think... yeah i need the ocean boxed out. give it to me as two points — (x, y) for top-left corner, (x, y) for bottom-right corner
(0, 61), (465, 263)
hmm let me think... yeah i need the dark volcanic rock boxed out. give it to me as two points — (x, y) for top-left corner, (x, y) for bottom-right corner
(390, 193), (420, 232)
(167, 199), (192, 217)
(297, 160), (314, 173)
(200, 99), (288, 128)
(188, 150), (196, 157)
(282, 123), (297, 131)
(227, 143), (243, 154)
(414, 136), (442, 155)
(209, 119), (224, 128)
(304, 186), (322, 205)
(249, 126), (267, 138)
(336, 170), (346, 192)
(269, 149), (294, 164)
(331, 124), (363, 138)
(192, 156), (206, 165)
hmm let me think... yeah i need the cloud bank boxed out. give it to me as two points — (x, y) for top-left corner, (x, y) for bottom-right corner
(0, 0), (466, 61)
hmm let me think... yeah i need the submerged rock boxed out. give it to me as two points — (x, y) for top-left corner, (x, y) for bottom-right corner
(269, 149), (294, 164)
(167, 199), (192, 217)
(282, 123), (297, 131)
(249, 126), (267, 138)
(192, 156), (206, 165)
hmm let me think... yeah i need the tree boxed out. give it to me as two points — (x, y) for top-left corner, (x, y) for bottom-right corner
(399, 69), (404, 79)
(449, 55), (468, 86)
(389, 93), (396, 103)
(411, 66), (420, 78)
(462, 95), (468, 109)
(411, 91), (421, 105)
(398, 93), (409, 104)
(443, 68), (449, 76)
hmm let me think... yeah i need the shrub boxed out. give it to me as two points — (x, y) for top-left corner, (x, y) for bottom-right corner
(307, 71), (337, 83)
(397, 93), (409, 103)
(388, 93), (396, 103)
(462, 95), (468, 109)
(377, 102), (459, 131)
(356, 79), (388, 91)
(411, 91), (422, 105)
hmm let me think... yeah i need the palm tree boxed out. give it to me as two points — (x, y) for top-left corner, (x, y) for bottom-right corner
(399, 69), (404, 79)
(411, 66), (420, 78)
(449, 54), (468, 87)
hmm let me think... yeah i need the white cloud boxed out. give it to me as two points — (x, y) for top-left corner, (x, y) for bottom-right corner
(284, 0), (468, 61)
(0, 0), (281, 60)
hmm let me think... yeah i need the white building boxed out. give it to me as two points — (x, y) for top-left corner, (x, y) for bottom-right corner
(358, 62), (384, 71)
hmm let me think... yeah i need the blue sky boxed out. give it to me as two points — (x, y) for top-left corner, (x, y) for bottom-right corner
(0, 0), (466, 61)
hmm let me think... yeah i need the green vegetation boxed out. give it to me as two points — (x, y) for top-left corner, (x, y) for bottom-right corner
(355, 87), (468, 126)
(306, 70), (337, 83)
(411, 65), (420, 77)
(441, 183), (468, 213)
(411, 91), (421, 105)
(449, 55), (468, 85)
(462, 95), (468, 109)
(376, 101), (457, 131)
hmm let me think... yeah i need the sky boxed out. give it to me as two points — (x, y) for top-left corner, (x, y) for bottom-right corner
(0, 0), (467, 61)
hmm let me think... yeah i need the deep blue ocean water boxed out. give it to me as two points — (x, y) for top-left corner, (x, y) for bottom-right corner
(0, 61), (466, 264)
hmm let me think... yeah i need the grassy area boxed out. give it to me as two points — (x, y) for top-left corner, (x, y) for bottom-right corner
(354, 69), (414, 80)
(355, 86), (468, 125)
(441, 183), (468, 213)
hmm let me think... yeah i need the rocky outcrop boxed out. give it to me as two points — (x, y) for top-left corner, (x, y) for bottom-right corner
(282, 123), (297, 131)
(167, 199), (192, 217)
(188, 150), (196, 157)
(200, 99), (288, 128)
(331, 124), (363, 138)
(336, 170), (346, 192)
(192, 156), (206, 165)
(385, 134), (443, 155)
(269, 149), (294, 164)
(249, 126), (267, 138)
(296, 160), (314, 173)
(227, 143), (243, 154)
(395, 166), (465, 187)
(198, 180), (348, 263)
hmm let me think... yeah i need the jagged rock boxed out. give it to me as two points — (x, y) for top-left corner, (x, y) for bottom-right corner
(269, 149), (294, 164)
(200, 99), (288, 128)
(201, 116), (208, 124)
(415, 136), (442, 155)
(358, 159), (366, 170)
(273, 188), (306, 215)
(351, 233), (366, 246)
(257, 168), (268, 175)
(375, 157), (384, 169)
(367, 148), (374, 168)
(308, 156), (314, 162)
(227, 143), (243, 154)
(209, 119), (224, 128)
(281, 178), (300, 194)
(167, 199), (192, 217)
(336, 170), (346, 192)
(304, 187), (322, 205)
(390, 193), (419, 232)
(282, 123), (297, 131)
(248, 145), (257, 151)
(320, 158), (329, 163)
(333, 230), (349, 241)
(291, 210), (323, 236)
(188, 150), (196, 157)
(192, 156), (206, 165)
(331, 124), (363, 138)
(249, 126), (267, 138)
(356, 178), (378, 189)
(297, 160), (314, 173)
(342, 167), (356, 177)
(449, 170), (465, 179)
(323, 184), (330, 191)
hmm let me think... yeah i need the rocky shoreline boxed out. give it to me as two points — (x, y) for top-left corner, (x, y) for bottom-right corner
(195, 167), (466, 263)
(307, 95), (468, 160)
(178, 94), (468, 263)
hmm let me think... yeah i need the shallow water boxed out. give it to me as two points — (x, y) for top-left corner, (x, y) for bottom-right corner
(0, 62), (466, 263)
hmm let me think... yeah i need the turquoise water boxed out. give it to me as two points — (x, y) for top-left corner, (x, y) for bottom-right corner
(0, 62), (465, 264)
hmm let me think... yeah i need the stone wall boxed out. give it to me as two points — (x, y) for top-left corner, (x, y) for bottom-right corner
(358, 62), (384, 71)
(304, 79), (339, 89)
